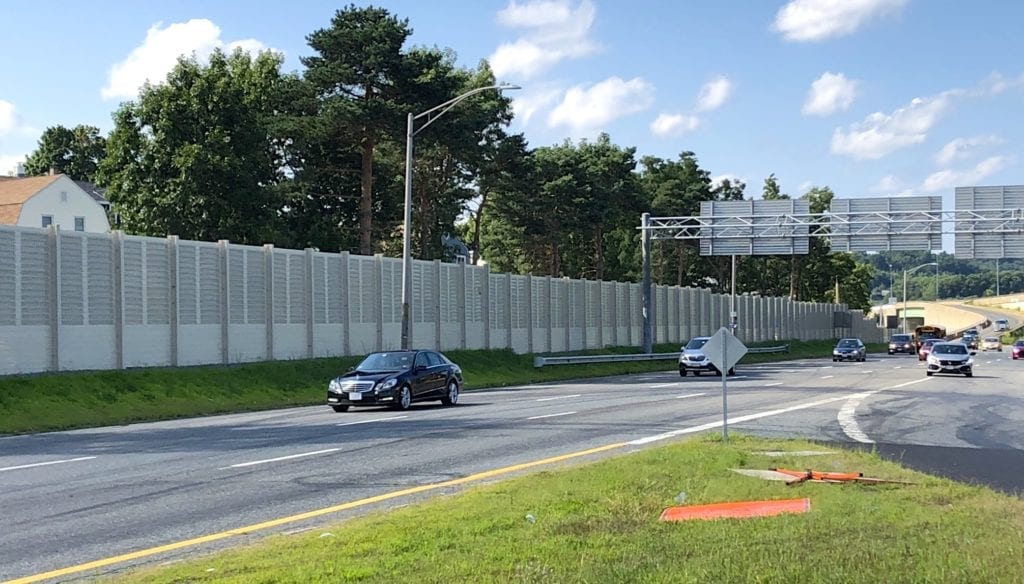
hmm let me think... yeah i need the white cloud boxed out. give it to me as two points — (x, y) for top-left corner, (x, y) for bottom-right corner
(511, 87), (563, 126)
(0, 154), (25, 176)
(102, 19), (269, 100)
(772, 0), (909, 42)
(695, 76), (733, 112)
(650, 113), (700, 137)
(934, 135), (1004, 166)
(829, 73), (1019, 160)
(831, 90), (959, 160)
(490, 0), (598, 79)
(873, 175), (904, 192)
(0, 100), (35, 138)
(0, 100), (17, 136)
(921, 156), (1012, 192)
(548, 76), (654, 133)
(803, 72), (859, 116)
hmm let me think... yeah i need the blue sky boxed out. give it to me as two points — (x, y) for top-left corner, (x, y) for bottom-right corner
(1, 0), (1022, 206)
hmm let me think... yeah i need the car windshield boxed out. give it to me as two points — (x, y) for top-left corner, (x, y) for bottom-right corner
(356, 352), (415, 372)
(891, 335), (911, 342)
(837, 339), (859, 348)
(932, 344), (967, 355)
(686, 338), (709, 350)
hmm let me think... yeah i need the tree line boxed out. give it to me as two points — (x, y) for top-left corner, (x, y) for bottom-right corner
(17, 5), (1020, 310)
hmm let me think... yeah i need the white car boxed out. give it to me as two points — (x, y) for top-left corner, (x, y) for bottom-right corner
(926, 342), (974, 377)
(678, 337), (735, 377)
(980, 337), (1002, 352)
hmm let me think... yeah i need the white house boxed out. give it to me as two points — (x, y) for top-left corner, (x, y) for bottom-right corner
(0, 173), (111, 232)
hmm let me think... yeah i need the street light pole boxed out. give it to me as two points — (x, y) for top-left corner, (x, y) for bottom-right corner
(400, 84), (520, 350)
(901, 262), (938, 334)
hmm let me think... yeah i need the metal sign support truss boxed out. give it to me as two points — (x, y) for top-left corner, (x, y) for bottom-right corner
(638, 208), (1024, 353)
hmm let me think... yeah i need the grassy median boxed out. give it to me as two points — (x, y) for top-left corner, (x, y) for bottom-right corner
(112, 435), (1024, 583)
(0, 340), (884, 435)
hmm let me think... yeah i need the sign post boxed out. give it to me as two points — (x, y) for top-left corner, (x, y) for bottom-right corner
(702, 327), (748, 441)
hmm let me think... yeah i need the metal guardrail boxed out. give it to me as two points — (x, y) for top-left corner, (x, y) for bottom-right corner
(532, 344), (790, 368)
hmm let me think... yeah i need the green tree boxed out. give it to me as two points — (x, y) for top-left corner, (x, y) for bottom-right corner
(99, 49), (288, 243)
(302, 5), (420, 255)
(639, 151), (713, 286)
(24, 125), (106, 182)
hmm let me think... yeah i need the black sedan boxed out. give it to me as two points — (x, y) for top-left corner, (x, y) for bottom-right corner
(327, 350), (463, 412)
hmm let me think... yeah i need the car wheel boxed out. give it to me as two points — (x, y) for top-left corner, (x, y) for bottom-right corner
(888, 351), (894, 355)
(832, 358), (837, 362)
(331, 405), (349, 413)
(393, 385), (412, 411)
(964, 370), (973, 378)
(679, 368), (687, 377)
(441, 380), (459, 406)
(926, 371), (933, 376)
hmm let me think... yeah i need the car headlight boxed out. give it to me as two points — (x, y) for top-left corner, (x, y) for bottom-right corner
(328, 379), (342, 393)
(833, 350), (840, 355)
(927, 355), (940, 365)
(377, 379), (398, 391)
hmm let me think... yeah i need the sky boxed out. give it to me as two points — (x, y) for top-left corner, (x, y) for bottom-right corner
(1, 0), (1022, 209)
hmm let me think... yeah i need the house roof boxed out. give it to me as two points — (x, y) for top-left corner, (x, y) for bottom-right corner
(73, 180), (109, 207)
(0, 175), (63, 224)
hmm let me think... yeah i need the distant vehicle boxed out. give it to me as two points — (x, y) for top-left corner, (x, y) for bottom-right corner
(995, 319), (1009, 332)
(961, 332), (979, 350)
(1012, 340), (1024, 360)
(981, 337), (1002, 352)
(833, 338), (866, 362)
(887, 333), (915, 355)
(963, 328), (980, 337)
(914, 325), (947, 352)
(918, 338), (941, 361)
(679, 337), (735, 377)
(327, 350), (463, 412)
(925, 342), (974, 377)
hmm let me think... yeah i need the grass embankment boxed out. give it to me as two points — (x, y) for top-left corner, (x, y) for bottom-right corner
(0, 340), (881, 435)
(115, 435), (1024, 583)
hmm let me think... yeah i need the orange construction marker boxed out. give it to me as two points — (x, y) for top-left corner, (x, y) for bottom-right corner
(659, 498), (811, 522)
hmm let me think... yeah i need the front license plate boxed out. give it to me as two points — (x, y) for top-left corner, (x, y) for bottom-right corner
(349, 392), (362, 401)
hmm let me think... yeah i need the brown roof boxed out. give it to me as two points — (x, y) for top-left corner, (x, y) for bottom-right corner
(0, 175), (62, 225)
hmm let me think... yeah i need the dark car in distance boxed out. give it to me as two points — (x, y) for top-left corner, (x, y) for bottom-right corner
(327, 350), (463, 412)
(833, 338), (866, 362)
(888, 333), (915, 355)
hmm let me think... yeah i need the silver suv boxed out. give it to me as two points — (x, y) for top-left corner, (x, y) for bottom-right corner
(679, 337), (735, 377)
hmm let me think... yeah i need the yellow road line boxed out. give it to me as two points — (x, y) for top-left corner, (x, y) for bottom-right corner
(5, 442), (626, 584)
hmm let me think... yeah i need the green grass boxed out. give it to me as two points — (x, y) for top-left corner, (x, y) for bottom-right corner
(0, 339), (879, 435)
(112, 435), (1024, 584)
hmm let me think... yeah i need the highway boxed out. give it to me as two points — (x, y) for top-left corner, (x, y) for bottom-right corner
(1, 309), (1022, 582)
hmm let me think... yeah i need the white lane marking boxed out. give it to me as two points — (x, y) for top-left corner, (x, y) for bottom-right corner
(650, 383), (680, 388)
(675, 393), (707, 399)
(225, 448), (341, 469)
(863, 370), (874, 374)
(0, 456), (97, 473)
(821, 366), (834, 369)
(764, 382), (784, 387)
(337, 415), (408, 427)
(837, 378), (931, 444)
(527, 411), (577, 420)
(821, 375), (835, 379)
(536, 394), (582, 402)
(628, 378), (931, 446)
(894, 366), (903, 369)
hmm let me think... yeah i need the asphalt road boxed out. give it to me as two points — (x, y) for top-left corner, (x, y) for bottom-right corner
(1, 307), (1022, 582)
